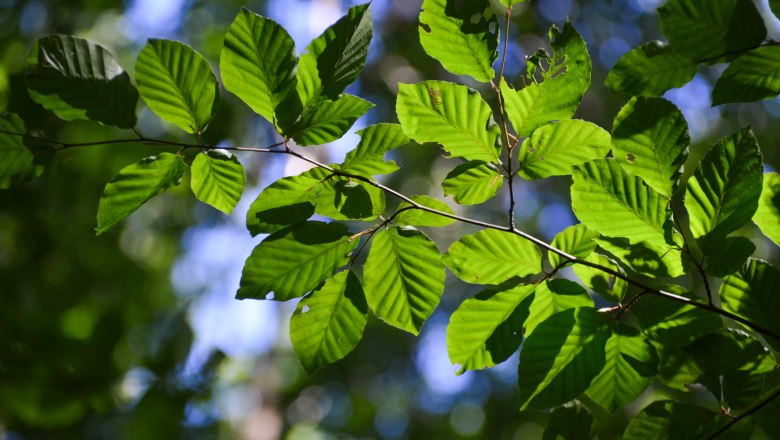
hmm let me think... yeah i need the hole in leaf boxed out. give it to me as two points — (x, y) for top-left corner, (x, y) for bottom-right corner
(302, 305), (310, 314)
(265, 292), (275, 300)
(626, 153), (637, 163)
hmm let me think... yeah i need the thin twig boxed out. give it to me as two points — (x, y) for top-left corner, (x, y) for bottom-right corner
(495, 8), (516, 229)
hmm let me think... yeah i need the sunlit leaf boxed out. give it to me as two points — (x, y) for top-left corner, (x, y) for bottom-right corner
(245, 174), (320, 236)
(549, 224), (599, 269)
(96, 153), (185, 235)
(290, 270), (368, 373)
(135, 39), (220, 134)
(705, 236), (754, 277)
(290, 95), (374, 146)
(571, 159), (673, 246)
(220, 8), (300, 132)
(441, 161), (503, 205)
(658, 0), (766, 61)
(720, 259), (780, 340)
(596, 236), (686, 278)
(443, 228), (542, 284)
(363, 227), (444, 335)
(190, 150), (245, 214)
(753, 172), (780, 246)
(499, 0), (528, 7)
(0, 112), (44, 188)
(418, 0), (498, 82)
(623, 401), (727, 439)
(395, 195), (455, 227)
(605, 41), (697, 96)
(571, 253), (627, 303)
(611, 97), (689, 198)
(685, 128), (763, 251)
(303, 167), (385, 221)
(397, 81), (501, 163)
(237, 221), (358, 301)
(518, 307), (611, 410)
(524, 279), (595, 336)
(447, 282), (535, 374)
(297, 3), (372, 106)
(713, 46), (780, 105)
(632, 289), (723, 349)
(517, 120), (611, 180)
(341, 123), (408, 176)
(585, 325), (658, 413)
(25, 35), (138, 128)
(502, 23), (590, 137)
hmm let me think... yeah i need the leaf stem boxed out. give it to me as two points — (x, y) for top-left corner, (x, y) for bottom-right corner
(707, 387), (780, 439)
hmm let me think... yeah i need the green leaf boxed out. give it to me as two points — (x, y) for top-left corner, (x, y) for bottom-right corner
(96, 153), (184, 235)
(418, 0), (498, 83)
(0, 112), (44, 188)
(220, 8), (299, 133)
(721, 259), (780, 340)
(290, 270), (368, 373)
(549, 224), (599, 269)
(705, 236), (755, 277)
(524, 279), (595, 336)
(443, 228), (542, 284)
(658, 0), (766, 61)
(611, 97), (689, 198)
(296, 3), (372, 106)
(446, 282), (535, 374)
(190, 150), (245, 214)
(516, 120), (611, 180)
(341, 123), (408, 176)
(632, 289), (723, 349)
(585, 325), (659, 413)
(772, 0), (780, 17)
(686, 328), (774, 377)
(655, 345), (705, 391)
(571, 159), (673, 246)
(441, 161), (503, 205)
(395, 195), (455, 227)
(605, 41), (697, 96)
(397, 81), (501, 163)
(753, 172), (780, 246)
(685, 128), (763, 251)
(542, 401), (596, 440)
(713, 46), (780, 105)
(572, 253), (628, 303)
(518, 307), (611, 410)
(499, 0), (528, 7)
(623, 401), (726, 440)
(723, 372), (770, 413)
(237, 221), (358, 301)
(363, 226), (445, 335)
(25, 35), (138, 128)
(291, 95), (374, 146)
(245, 174), (320, 236)
(502, 23), (591, 137)
(596, 236), (686, 278)
(302, 167), (385, 221)
(135, 39), (220, 134)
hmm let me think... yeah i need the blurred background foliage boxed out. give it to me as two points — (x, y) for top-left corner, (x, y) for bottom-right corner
(1, 0), (779, 438)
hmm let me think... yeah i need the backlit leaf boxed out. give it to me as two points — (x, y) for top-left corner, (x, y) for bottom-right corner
(705, 236), (755, 277)
(135, 39), (220, 134)
(623, 401), (727, 439)
(685, 128), (763, 251)
(190, 150), (245, 214)
(290, 270), (368, 373)
(632, 289), (723, 349)
(605, 41), (696, 96)
(296, 3), (372, 106)
(753, 172), (780, 246)
(237, 221), (358, 301)
(571, 159), (673, 246)
(363, 226), (445, 335)
(447, 282), (535, 374)
(418, 0), (498, 82)
(220, 8), (300, 132)
(658, 0), (766, 61)
(611, 97), (689, 198)
(25, 35), (138, 128)
(245, 174), (320, 236)
(303, 167), (385, 221)
(0, 113), (44, 188)
(720, 259), (780, 340)
(341, 123), (408, 176)
(713, 46), (780, 105)
(518, 307), (611, 410)
(517, 120), (611, 180)
(395, 195), (455, 227)
(524, 279), (594, 336)
(572, 253), (628, 303)
(549, 224), (599, 269)
(397, 81), (501, 163)
(443, 228), (542, 284)
(291, 95), (374, 146)
(596, 236), (686, 278)
(441, 161), (503, 205)
(96, 153), (185, 235)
